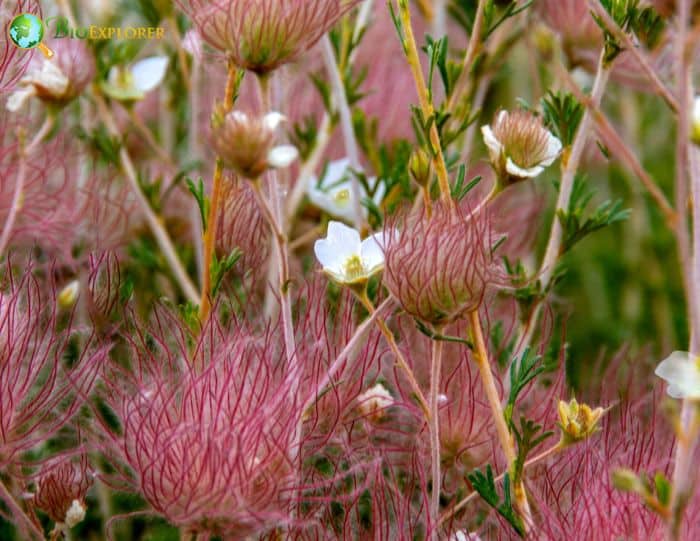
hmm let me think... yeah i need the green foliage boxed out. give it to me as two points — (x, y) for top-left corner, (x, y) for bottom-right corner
(467, 466), (525, 537)
(414, 319), (475, 348)
(511, 417), (553, 485)
(612, 468), (672, 517)
(505, 347), (545, 425)
(557, 175), (631, 254)
(290, 115), (320, 161)
(210, 249), (242, 298)
(594, 0), (665, 64)
(186, 177), (210, 232)
(541, 91), (584, 148)
(449, 0), (533, 40)
(75, 124), (121, 165)
(451, 164), (482, 201)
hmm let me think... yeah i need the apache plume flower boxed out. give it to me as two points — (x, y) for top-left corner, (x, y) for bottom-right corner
(557, 397), (606, 445)
(103, 319), (301, 537)
(0, 266), (106, 471)
(6, 39), (95, 112)
(314, 221), (389, 286)
(33, 454), (93, 528)
(383, 204), (500, 326)
(211, 110), (298, 178)
(100, 56), (169, 102)
(654, 351), (700, 399)
(178, 0), (362, 73)
(481, 109), (562, 186)
(306, 158), (386, 224)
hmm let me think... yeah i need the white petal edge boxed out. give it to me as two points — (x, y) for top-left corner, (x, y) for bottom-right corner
(268, 145), (299, 168)
(6, 87), (35, 112)
(313, 221), (362, 274)
(540, 132), (563, 166)
(131, 56), (169, 93)
(481, 125), (503, 162)
(694, 96), (700, 125)
(505, 158), (543, 179)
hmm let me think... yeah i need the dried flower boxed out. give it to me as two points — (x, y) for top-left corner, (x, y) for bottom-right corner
(357, 383), (394, 422)
(383, 204), (499, 326)
(654, 351), (700, 399)
(557, 397), (605, 445)
(100, 56), (169, 102)
(33, 455), (92, 528)
(211, 110), (298, 178)
(6, 40), (95, 112)
(306, 158), (385, 223)
(481, 109), (562, 186)
(314, 221), (389, 286)
(178, 0), (362, 73)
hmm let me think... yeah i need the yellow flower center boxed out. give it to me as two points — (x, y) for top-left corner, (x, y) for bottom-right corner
(343, 255), (365, 280)
(333, 189), (351, 205)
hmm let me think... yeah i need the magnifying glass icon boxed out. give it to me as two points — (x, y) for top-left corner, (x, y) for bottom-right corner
(8, 13), (55, 59)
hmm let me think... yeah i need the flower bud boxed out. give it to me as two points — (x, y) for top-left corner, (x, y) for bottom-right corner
(211, 110), (298, 178)
(481, 109), (562, 187)
(408, 148), (433, 188)
(611, 468), (643, 493)
(57, 280), (80, 310)
(557, 398), (605, 445)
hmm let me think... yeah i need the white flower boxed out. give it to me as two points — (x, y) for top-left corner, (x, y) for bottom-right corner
(357, 383), (394, 421)
(306, 158), (386, 223)
(692, 96), (700, 145)
(655, 351), (700, 399)
(481, 109), (562, 181)
(314, 221), (389, 285)
(64, 499), (86, 528)
(101, 56), (169, 101)
(7, 61), (69, 112)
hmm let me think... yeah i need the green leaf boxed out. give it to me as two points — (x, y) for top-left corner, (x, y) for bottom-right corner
(506, 347), (545, 425)
(541, 91), (584, 148)
(557, 175), (631, 253)
(511, 416), (554, 484)
(468, 466), (525, 536)
(451, 164), (482, 201)
(210, 248), (242, 298)
(186, 177), (210, 232)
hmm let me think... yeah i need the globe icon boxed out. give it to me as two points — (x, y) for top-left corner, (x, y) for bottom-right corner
(8, 13), (44, 49)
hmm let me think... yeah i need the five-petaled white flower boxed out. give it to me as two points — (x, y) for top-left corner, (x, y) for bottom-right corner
(481, 109), (562, 182)
(314, 221), (389, 285)
(101, 56), (169, 102)
(306, 158), (386, 223)
(655, 351), (700, 399)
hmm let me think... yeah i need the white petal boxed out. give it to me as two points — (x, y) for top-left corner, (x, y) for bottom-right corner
(131, 56), (169, 93)
(268, 145), (298, 168)
(314, 221), (361, 273)
(481, 125), (503, 162)
(361, 230), (394, 273)
(539, 132), (563, 166)
(505, 157), (544, 179)
(322, 158), (352, 185)
(369, 176), (386, 208)
(693, 96), (700, 125)
(655, 351), (700, 399)
(263, 111), (286, 132)
(6, 87), (35, 112)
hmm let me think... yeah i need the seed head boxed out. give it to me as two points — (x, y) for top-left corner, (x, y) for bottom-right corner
(211, 110), (298, 178)
(383, 204), (501, 326)
(178, 0), (362, 73)
(33, 454), (92, 527)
